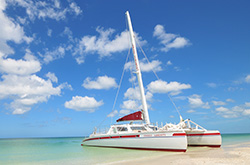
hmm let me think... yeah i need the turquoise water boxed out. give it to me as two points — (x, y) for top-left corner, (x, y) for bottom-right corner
(222, 133), (250, 145)
(0, 134), (250, 164)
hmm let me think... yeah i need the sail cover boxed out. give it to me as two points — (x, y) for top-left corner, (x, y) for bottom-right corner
(116, 111), (143, 122)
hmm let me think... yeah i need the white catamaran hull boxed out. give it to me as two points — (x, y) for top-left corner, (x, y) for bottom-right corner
(82, 131), (187, 152)
(185, 130), (221, 147)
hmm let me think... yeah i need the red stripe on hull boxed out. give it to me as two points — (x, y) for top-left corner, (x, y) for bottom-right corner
(83, 137), (100, 142)
(120, 135), (138, 138)
(100, 137), (110, 139)
(187, 133), (221, 136)
(188, 144), (221, 148)
(84, 134), (140, 141)
(173, 133), (186, 136)
(83, 145), (186, 152)
(111, 136), (120, 138)
(83, 133), (186, 142)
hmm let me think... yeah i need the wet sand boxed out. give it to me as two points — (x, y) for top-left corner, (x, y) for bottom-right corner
(109, 142), (250, 165)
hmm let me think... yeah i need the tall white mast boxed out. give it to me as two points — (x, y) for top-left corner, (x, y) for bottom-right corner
(125, 11), (150, 125)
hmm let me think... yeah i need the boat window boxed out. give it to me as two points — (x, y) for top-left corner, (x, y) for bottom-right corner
(117, 127), (128, 132)
(149, 126), (158, 131)
(131, 126), (146, 131)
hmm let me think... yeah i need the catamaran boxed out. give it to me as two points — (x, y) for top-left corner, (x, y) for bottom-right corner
(162, 117), (221, 147)
(81, 11), (187, 152)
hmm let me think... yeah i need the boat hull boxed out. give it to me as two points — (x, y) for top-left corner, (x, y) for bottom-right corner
(82, 131), (187, 152)
(185, 130), (221, 147)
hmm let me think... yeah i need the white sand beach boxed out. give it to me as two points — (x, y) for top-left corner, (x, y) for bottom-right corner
(110, 142), (250, 165)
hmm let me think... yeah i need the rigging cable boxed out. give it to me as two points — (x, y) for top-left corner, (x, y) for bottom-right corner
(96, 41), (131, 128)
(97, 15), (132, 128)
(135, 38), (182, 119)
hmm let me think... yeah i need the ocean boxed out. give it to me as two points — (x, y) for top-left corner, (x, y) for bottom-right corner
(1, 134), (250, 164)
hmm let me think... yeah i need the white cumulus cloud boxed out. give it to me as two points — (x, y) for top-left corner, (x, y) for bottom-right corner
(188, 94), (210, 109)
(64, 96), (103, 112)
(0, 49), (69, 114)
(153, 24), (190, 52)
(147, 80), (191, 95)
(0, 74), (65, 114)
(82, 75), (118, 90)
(121, 100), (139, 111)
(0, 55), (41, 75)
(124, 87), (153, 101)
(74, 27), (146, 64)
(124, 58), (162, 73)
(45, 72), (58, 83)
(0, 0), (32, 55)
(215, 103), (250, 118)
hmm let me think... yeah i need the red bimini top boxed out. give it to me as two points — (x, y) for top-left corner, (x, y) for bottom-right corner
(116, 111), (143, 122)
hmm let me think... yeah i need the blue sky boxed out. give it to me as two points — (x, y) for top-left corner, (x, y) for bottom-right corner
(0, 0), (249, 138)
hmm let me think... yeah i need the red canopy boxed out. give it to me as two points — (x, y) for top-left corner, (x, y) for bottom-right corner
(116, 111), (143, 122)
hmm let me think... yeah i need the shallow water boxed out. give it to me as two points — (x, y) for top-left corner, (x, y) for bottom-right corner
(0, 134), (249, 164)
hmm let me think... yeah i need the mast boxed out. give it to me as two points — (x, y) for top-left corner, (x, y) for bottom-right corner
(125, 11), (150, 125)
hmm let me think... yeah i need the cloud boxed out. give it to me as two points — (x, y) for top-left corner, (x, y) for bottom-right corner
(243, 109), (250, 116)
(245, 74), (250, 83)
(125, 58), (162, 73)
(188, 94), (210, 109)
(147, 80), (191, 95)
(187, 110), (195, 113)
(107, 110), (118, 117)
(153, 24), (190, 52)
(215, 103), (250, 118)
(226, 98), (235, 103)
(69, 2), (82, 15)
(0, 0), (32, 55)
(121, 100), (139, 110)
(124, 87), (153, 101)
(206, 82), (217, 88)
(128, 75), (136, 83)
(173, 66), (181, 72)
(82, 75), (118, 90)
(0, 49), (70, 114)
(215, 107), (237, 118)
(0, 74), (65, 114)
(212, 101), (226, 106)
(47, 29), (52, 37)
(0, 53), (41, 75)
(61, 27), (74, 42)
(0, 0), (76, 115)
(166, 60), (172, 66)
(119, 109), (131, 115)
(45, 72), (58, 83)
(40, 46), (65, 64)
(139, 59), (162, 72)
(232, 74), (250, 85)
(245, 102), (250, 107)
(73, 27), (146, 64)
(64, 96), (103, 112)
(8, 0), (82, 21)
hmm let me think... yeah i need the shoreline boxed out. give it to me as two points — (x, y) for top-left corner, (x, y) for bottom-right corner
(109, 142), (250, 165)
(1, 136), (250, 164)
